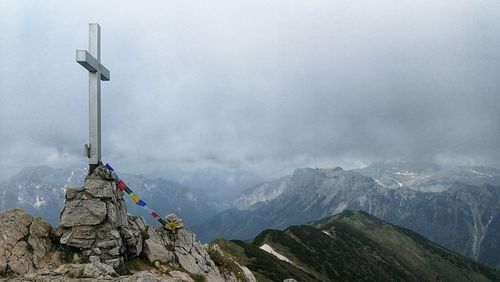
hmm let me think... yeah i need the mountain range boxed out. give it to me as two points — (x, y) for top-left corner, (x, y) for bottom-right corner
(161, 166), (263, 204)
(0, 165), (219, 226)
(1, 162), (499, 269)
(355, 162), (500, 191)
(194, 164), (500, 268)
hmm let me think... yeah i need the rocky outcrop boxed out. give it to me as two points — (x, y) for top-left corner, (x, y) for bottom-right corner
(57, 166), (133, 269)
(0, 164), (255, 281)
(144, 227), (256, 282)
(144, 227), (223, 280)
(0, 209), (60, 276)
(2, 265), (181, 281)
(121, 215), (147, 258)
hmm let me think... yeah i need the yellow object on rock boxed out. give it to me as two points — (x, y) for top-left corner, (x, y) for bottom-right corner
(164, 214), (184, 232)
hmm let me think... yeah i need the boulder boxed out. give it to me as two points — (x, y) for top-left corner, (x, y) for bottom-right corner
(143, 226), (226, 281)
(143, 228), (176, 264)
(121, 215), (147, 258)
(60, 193), (108, 227)
(0, 209), (60, 276)
(83, 261), (118, 278)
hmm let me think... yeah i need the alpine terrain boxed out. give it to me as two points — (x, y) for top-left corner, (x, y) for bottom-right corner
(195, 164), (500, 268)
(216, 210), (500, 281)
(0, 166), (218, 227)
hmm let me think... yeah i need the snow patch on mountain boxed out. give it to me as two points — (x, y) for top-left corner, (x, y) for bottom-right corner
(469, 169), (492, 177)
(33, 196), (46, 208)
(259, 244), (292, 263)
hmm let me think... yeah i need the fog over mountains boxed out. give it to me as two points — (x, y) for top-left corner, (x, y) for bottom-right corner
(0, 165), (263, 226)
(1, 162), (499, 268)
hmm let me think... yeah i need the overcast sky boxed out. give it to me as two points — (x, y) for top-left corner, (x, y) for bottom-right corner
(0, 0), (499, 180)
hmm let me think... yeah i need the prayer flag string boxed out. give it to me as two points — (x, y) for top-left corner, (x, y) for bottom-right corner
(104, 163), (166, 226)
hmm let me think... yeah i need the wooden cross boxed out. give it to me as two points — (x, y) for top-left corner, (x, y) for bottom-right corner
(76, 23), (110, 174)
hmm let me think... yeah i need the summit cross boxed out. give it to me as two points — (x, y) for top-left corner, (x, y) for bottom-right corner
(76, 23), (110, 175)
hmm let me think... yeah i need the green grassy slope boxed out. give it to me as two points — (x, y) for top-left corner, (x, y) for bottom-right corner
(216, 210), (500, 282)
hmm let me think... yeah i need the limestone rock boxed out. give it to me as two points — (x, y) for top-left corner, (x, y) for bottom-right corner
(144, 227), (227, 282)
(208, 243), (257, 282)
(60, 225), (97, 248)
(58, 164), (132, 269)
(174, 228), (219, 276)
(86, 179), (117, 200)
(60, 195), (107, 227)
(83, 261), (118, 278)
(143, 228), (176, 264)
(86, 165), (114, 181)
(0, 208), (60, 276)
(121, 271), (182, 282)
(121, 215), (147, 258)
(169, 270), (194, 282)
(4, 270), (182, 282)
(54, 263), (86, 278)
(236, 263), (257, 282)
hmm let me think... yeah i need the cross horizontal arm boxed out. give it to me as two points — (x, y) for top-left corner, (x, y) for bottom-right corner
(76, 50), (98, 72)
(76, 50), (110, 81)
(99, 64), (110, 81)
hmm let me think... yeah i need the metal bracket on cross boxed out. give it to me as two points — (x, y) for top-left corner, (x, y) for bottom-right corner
(104, 163), (184, 231)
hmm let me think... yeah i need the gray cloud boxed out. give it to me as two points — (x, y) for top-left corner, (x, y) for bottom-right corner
(1, 0), (499, 180)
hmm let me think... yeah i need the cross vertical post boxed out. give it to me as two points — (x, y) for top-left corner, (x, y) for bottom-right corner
(76, 23), (111, 175)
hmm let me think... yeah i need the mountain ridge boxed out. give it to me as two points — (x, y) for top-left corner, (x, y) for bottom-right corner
(194, 165), (500, 268)
(217, 210), (500, 281)
(0, 166), (219, 227)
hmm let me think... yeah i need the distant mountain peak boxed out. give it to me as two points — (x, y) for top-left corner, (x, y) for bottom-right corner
(292, 166), (344, 176)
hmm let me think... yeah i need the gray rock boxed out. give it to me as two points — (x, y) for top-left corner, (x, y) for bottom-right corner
(86, 179), (116, 200)
(59, 198), (107, 227)
(4, 271), (181, 282)
(60, 225), (97, 248)
(89, 256), (101, 263)
(133, 216), (147, 231)
(143, 227), (227, 281)
(237, 263), (257, 282)
(65, 188), (80, 201)
(54, 263), (86, 278)
(58, 165), (133, 269)
(0, 209), (60, 276)
(104, 258), (123, 269)
(122, 215), (146, 258)
(143, 228), (176, 264)
(116, 199), (129, 226)
(174, 228), (219, 276)
(96, 239), (120, 249)
(108, 246), (121, 256)
(168, 270), (194, 282)
(83, 261), (118, 278)
(86, 165), (114, 181)
(122, 271), (182, 282)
